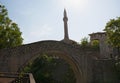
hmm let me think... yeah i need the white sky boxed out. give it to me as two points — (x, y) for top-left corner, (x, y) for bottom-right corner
(0, 0), (120, 44)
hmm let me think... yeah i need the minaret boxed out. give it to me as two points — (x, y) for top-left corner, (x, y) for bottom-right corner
(63, 9), (69, 40)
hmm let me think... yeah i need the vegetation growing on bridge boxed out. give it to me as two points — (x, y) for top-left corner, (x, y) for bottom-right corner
(80, 37), (99, 49)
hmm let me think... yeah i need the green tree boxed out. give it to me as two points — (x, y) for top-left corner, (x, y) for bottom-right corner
(104, 17), (120, 80)
(24, 55), (76, 83)
(104, 17), (120, 52)
(91, 40), (99, 49)
(80, 37), (89, 46)
(104, 17), (120, 47)
(0, 4), (23, 49)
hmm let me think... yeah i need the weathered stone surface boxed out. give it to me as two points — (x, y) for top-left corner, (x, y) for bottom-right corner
(0, 40), (118, 83)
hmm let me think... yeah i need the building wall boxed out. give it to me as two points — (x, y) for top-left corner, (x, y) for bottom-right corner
(89, 32), (113, 58)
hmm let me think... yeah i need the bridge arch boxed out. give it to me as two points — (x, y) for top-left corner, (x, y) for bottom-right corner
(0, 40), (96, 83)
(21, 50), (83, 83)
(17, 41), (85, 83)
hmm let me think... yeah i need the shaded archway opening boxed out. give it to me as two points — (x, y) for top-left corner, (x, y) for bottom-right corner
(24, 54), (76, 83)
(21, 51), (83, 83)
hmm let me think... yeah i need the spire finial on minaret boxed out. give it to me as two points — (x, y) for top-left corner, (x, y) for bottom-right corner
(63, 9), (69, 40)
(64, 8), (67, 18)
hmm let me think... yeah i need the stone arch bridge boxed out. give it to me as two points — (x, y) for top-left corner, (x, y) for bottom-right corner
(0, 40), (116, 83)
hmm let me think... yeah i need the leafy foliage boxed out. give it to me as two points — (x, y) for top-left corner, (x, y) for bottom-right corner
(104, 17), (120, 48)
(104, 17), (120, 80)
(91, 40), (99, 49)
(24, 55), (76, 83)
(0, 4), (23, 49)
(80, 37), (89, 46)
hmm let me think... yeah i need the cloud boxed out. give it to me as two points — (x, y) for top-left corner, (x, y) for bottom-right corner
(23, 24), (54, 44)
(30, 24), (53, 37)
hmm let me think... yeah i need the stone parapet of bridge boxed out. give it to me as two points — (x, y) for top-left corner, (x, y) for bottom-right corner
(0, 40), (118, 83)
